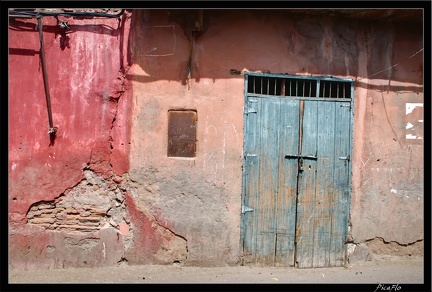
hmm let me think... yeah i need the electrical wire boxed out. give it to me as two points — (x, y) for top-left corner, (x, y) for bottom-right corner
(357, 47), (423, 81)
(9, 9), (125, 18)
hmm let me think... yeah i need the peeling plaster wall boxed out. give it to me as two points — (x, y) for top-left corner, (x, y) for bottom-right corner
(127, 9), (424, 266)
(126, 10), (245, 266)
(350, 21), (424, 247)
(9, 9), (424, 270)
(8, 11), (134, 270)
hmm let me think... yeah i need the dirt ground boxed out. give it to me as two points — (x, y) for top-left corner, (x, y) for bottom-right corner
(7, 255), (427, 288)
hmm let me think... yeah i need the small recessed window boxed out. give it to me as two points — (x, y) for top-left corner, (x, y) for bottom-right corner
(168, 110), (197, 157)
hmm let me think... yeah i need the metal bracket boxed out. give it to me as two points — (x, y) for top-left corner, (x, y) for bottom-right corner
(242, 206), (254, 214)
(339, 155), (350, 161)
(244, 107), (257, 114)
(245, 153), (257, 157)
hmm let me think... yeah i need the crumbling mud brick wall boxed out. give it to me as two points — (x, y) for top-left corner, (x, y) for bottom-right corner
(8, 9), (135, 270)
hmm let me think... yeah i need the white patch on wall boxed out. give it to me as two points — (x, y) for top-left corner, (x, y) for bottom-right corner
(347, 243), (356, 256)
(405, 103), (423, 140)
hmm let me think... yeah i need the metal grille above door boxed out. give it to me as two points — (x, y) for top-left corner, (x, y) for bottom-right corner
(247, 74), (351, 99)
(241, 72), (354, 268)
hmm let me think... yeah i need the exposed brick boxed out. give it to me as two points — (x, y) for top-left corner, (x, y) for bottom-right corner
(92, 209), (107, 215)
(80, 211), (92, 217)
(25, 170), (129, 235)
(63, 220), (80, 225)
(78, 221), (101, 226)
(66, 215), (79, 220)
(56, 212), (67, 220)
(41, 209), (56, 214)
(38, 213), (56, 218)
(78, 216), (101, 222)
(29, 217), (56, 224)
(65, 208), (80, 214)
(38, 204), (55, 210)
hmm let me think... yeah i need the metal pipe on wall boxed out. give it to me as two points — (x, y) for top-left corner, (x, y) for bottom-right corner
(37, 15), (57, 138)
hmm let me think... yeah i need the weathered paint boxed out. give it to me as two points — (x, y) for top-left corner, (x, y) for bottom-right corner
(8, 11), (134, 269)
(350, 19), (424, 246)
(126, 10), (423, 265)
(8, 9), (424, 269)
(241, 74), (353, 268)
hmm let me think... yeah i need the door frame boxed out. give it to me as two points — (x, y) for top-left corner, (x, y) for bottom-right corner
(240, 72), (355, 267)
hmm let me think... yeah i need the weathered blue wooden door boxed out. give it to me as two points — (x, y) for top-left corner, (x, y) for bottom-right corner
(241, 73), (353, 268)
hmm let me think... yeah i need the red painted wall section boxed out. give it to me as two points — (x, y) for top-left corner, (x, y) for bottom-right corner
(8, 11), (133, 269)
(9, 13), (132, 215)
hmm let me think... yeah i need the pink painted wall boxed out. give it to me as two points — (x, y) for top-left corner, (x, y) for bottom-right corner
(351, 23), (424, 246)
(126, 9), (424, 265)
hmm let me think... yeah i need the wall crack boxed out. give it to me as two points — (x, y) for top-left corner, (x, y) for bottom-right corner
(365, 237), (424, 257)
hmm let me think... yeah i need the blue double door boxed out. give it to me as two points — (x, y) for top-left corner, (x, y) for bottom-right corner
(241, 95), (352, 268)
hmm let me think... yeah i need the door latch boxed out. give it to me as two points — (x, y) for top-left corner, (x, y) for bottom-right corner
(285, 154), (317, 173)
(284, 154), (317, 160)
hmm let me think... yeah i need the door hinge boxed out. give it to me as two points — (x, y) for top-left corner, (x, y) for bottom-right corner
(339, 155), (350, 161)
(244, 107), (257, 114)
(241, 206), (254, 214)
(245, 153), (258, 157)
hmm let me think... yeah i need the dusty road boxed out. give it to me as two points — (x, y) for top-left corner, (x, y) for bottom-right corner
(7, 255), (427, 289)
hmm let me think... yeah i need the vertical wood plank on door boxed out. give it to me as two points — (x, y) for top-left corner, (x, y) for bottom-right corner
(312, 101), (336, 267)
(255, 97), (279, 265)
(257, 97), (280, 265)
(275, 98), (299, 266)
(329, 102), (352, 267)
(295, 100), (318, 268)
(242, 97), (261, 264)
